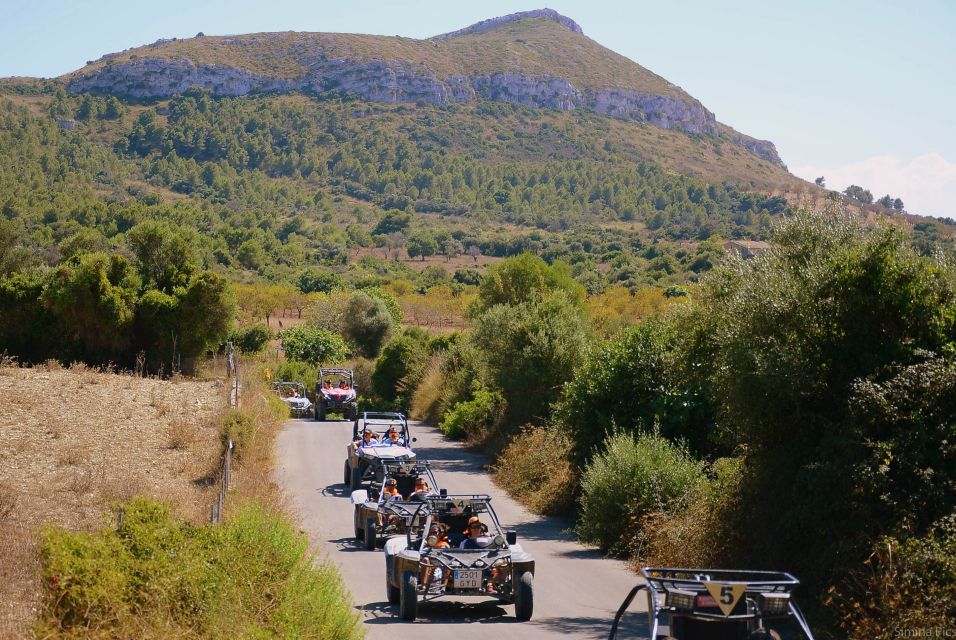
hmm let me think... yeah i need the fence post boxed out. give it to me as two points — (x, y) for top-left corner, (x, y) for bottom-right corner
(224, 439), (233, 491)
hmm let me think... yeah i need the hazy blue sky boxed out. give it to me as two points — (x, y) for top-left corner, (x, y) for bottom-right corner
(4, 0), (955, 217)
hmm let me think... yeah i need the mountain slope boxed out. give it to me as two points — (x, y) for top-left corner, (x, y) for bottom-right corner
(64, 9), (784, 167)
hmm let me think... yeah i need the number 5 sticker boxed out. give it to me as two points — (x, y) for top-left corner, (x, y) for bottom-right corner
(704, 582), (746, 616)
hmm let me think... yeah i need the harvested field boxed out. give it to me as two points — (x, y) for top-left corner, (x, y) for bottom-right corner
(0, 363), (226, 638)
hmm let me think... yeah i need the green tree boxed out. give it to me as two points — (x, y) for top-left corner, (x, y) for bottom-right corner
(687, 211), (956, 592)
(406, 229), (438, 261)
(371, 329), (430, 406)
(474, 253), (584, 313)
(279, 325), (348, 365)
(42, 253), (140, 358)
(843, 184), (874, 204)
(125, 220), (201, 291)
(372, 210), (412, 235)
(297, 268), (342, 294)
(471, 292), (587, 427)
(341, 291), (395, 358)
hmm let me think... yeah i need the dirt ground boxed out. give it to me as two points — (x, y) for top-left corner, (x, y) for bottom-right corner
(0, 362), (227, 638)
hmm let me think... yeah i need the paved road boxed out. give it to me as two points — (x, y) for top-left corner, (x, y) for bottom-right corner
(275, 418), (648, 639)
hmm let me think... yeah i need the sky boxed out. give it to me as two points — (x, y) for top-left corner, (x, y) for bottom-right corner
(3, 0), (955, 218)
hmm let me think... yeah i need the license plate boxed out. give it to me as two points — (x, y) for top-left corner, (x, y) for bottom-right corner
(453, 570), (481, 589)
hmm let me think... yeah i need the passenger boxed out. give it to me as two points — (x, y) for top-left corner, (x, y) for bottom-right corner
(361, 430), (379, 446)
(423, 523), (451, 588)
(339, 380), (350, 390)
(323, 380), (333, 390)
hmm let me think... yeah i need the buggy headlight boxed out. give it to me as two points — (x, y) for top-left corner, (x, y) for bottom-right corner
(665, 588), (696, 612)
(757, 592), (790, 616)
(473, 559), (486, 568)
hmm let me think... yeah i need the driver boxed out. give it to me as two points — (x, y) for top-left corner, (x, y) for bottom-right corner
(409, 477), (432, 501)
(459, 516), (488, 549)
(384, 426), (405, 446)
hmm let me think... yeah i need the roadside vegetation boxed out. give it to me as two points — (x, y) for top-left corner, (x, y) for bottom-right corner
(9, 361), (362, 639)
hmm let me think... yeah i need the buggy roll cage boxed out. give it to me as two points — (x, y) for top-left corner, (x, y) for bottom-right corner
(406, 495), (505, 552)
(352, 411), (409, 440)
(608, 568), (815, 640)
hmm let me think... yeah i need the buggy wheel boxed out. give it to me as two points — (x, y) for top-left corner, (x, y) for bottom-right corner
(343, 461), (351, 485)
(364, 517), (377, 550)
(386, 558), (400, 604)
(354, 507), (364, 541)
(317, 403), (326, 421)
(514, 570), (533, 621)
(350, 466), (363, 491)
(399, 571), (418, 621)
(347, 402), (358, 421)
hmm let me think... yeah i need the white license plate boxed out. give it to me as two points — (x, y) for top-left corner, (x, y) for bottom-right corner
(453, 570), (481, 588)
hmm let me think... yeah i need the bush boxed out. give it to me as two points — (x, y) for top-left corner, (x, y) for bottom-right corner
(341, 291), (395, 358)
(279, 325), (348, 365)
(271, 360), (318, 391)
(637, 456), (742, 568)
(230, 323), (272, 354)
(471, 292), (587, 428)
(440, 388), (504, 440)
(577, 431), (705, 556)
(37, 498), (362, 638)
(409, 355), (446, 424)
(220, 409), (255, 461)
(836, 515), (956, 639)
(494, 426), (577, 516)
(371, 328), (430, 407)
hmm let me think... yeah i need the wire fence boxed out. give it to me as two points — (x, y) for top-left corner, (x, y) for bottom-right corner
(209, 342), (241, 524)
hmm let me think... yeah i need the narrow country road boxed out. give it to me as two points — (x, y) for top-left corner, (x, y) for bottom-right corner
(275, 418), (648, 639)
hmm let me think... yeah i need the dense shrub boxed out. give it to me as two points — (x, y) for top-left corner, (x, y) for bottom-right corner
(279, 325), (348, 365)
(341, 291), (395, 358)
(577, 431), (705, 556)
(371, 328), (430, 408)
(494, 426), (577, 516)
(835, 515), (956, 639)
(471, 292), (587, 428)
(37, 498), (362, 638)
(686, 212), (956, 592)
(440, 388), (504, 440)
(271, 360), (318, 392)
(219, 409), (255, 460)
(229, 323), (272, 354)
(554, 321), (712, 464)
(473, 253), (584, 313)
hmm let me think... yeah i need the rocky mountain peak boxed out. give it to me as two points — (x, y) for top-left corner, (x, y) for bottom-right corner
(434, 8), (584, 39)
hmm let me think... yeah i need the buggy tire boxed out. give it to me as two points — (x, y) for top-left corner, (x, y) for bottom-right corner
(317, 403), (326, 422)
(386, 558), (400, 604)
(514, 570), (533, 621)
(364, 517), (377, 550)
(350, 466), (363, 491)
(347, 402), (358, 421)
(343, 461), (351, 485)
(354, 507), (364, 541)
(400, 571), (418, 621)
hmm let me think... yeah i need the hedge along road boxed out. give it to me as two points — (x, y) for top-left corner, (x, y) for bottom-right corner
(275, 418), (647, 639)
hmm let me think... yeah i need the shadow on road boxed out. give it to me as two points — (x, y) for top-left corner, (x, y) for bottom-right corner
(326, 536), (368, 553)
(410, 444), (485, 475)
(321, 483), (350, 498)
(359, 599), (515, 625)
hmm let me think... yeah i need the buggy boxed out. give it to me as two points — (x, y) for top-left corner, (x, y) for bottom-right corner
(272, 380), (312, 418)
(384, 495), (535, 622)
(350, 460), (441, 550)
(344, 412), (416, 491)
(607, 567), (816, 640)
(314, 368), (358, 421)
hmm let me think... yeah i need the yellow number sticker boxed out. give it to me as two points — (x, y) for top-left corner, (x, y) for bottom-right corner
(704, 582), (746, 616)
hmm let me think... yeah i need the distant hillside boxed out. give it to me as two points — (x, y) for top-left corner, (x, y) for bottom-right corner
(65, 9), (784, 168)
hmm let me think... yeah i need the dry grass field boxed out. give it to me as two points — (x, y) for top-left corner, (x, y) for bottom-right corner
(0, 362), (227, 638)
